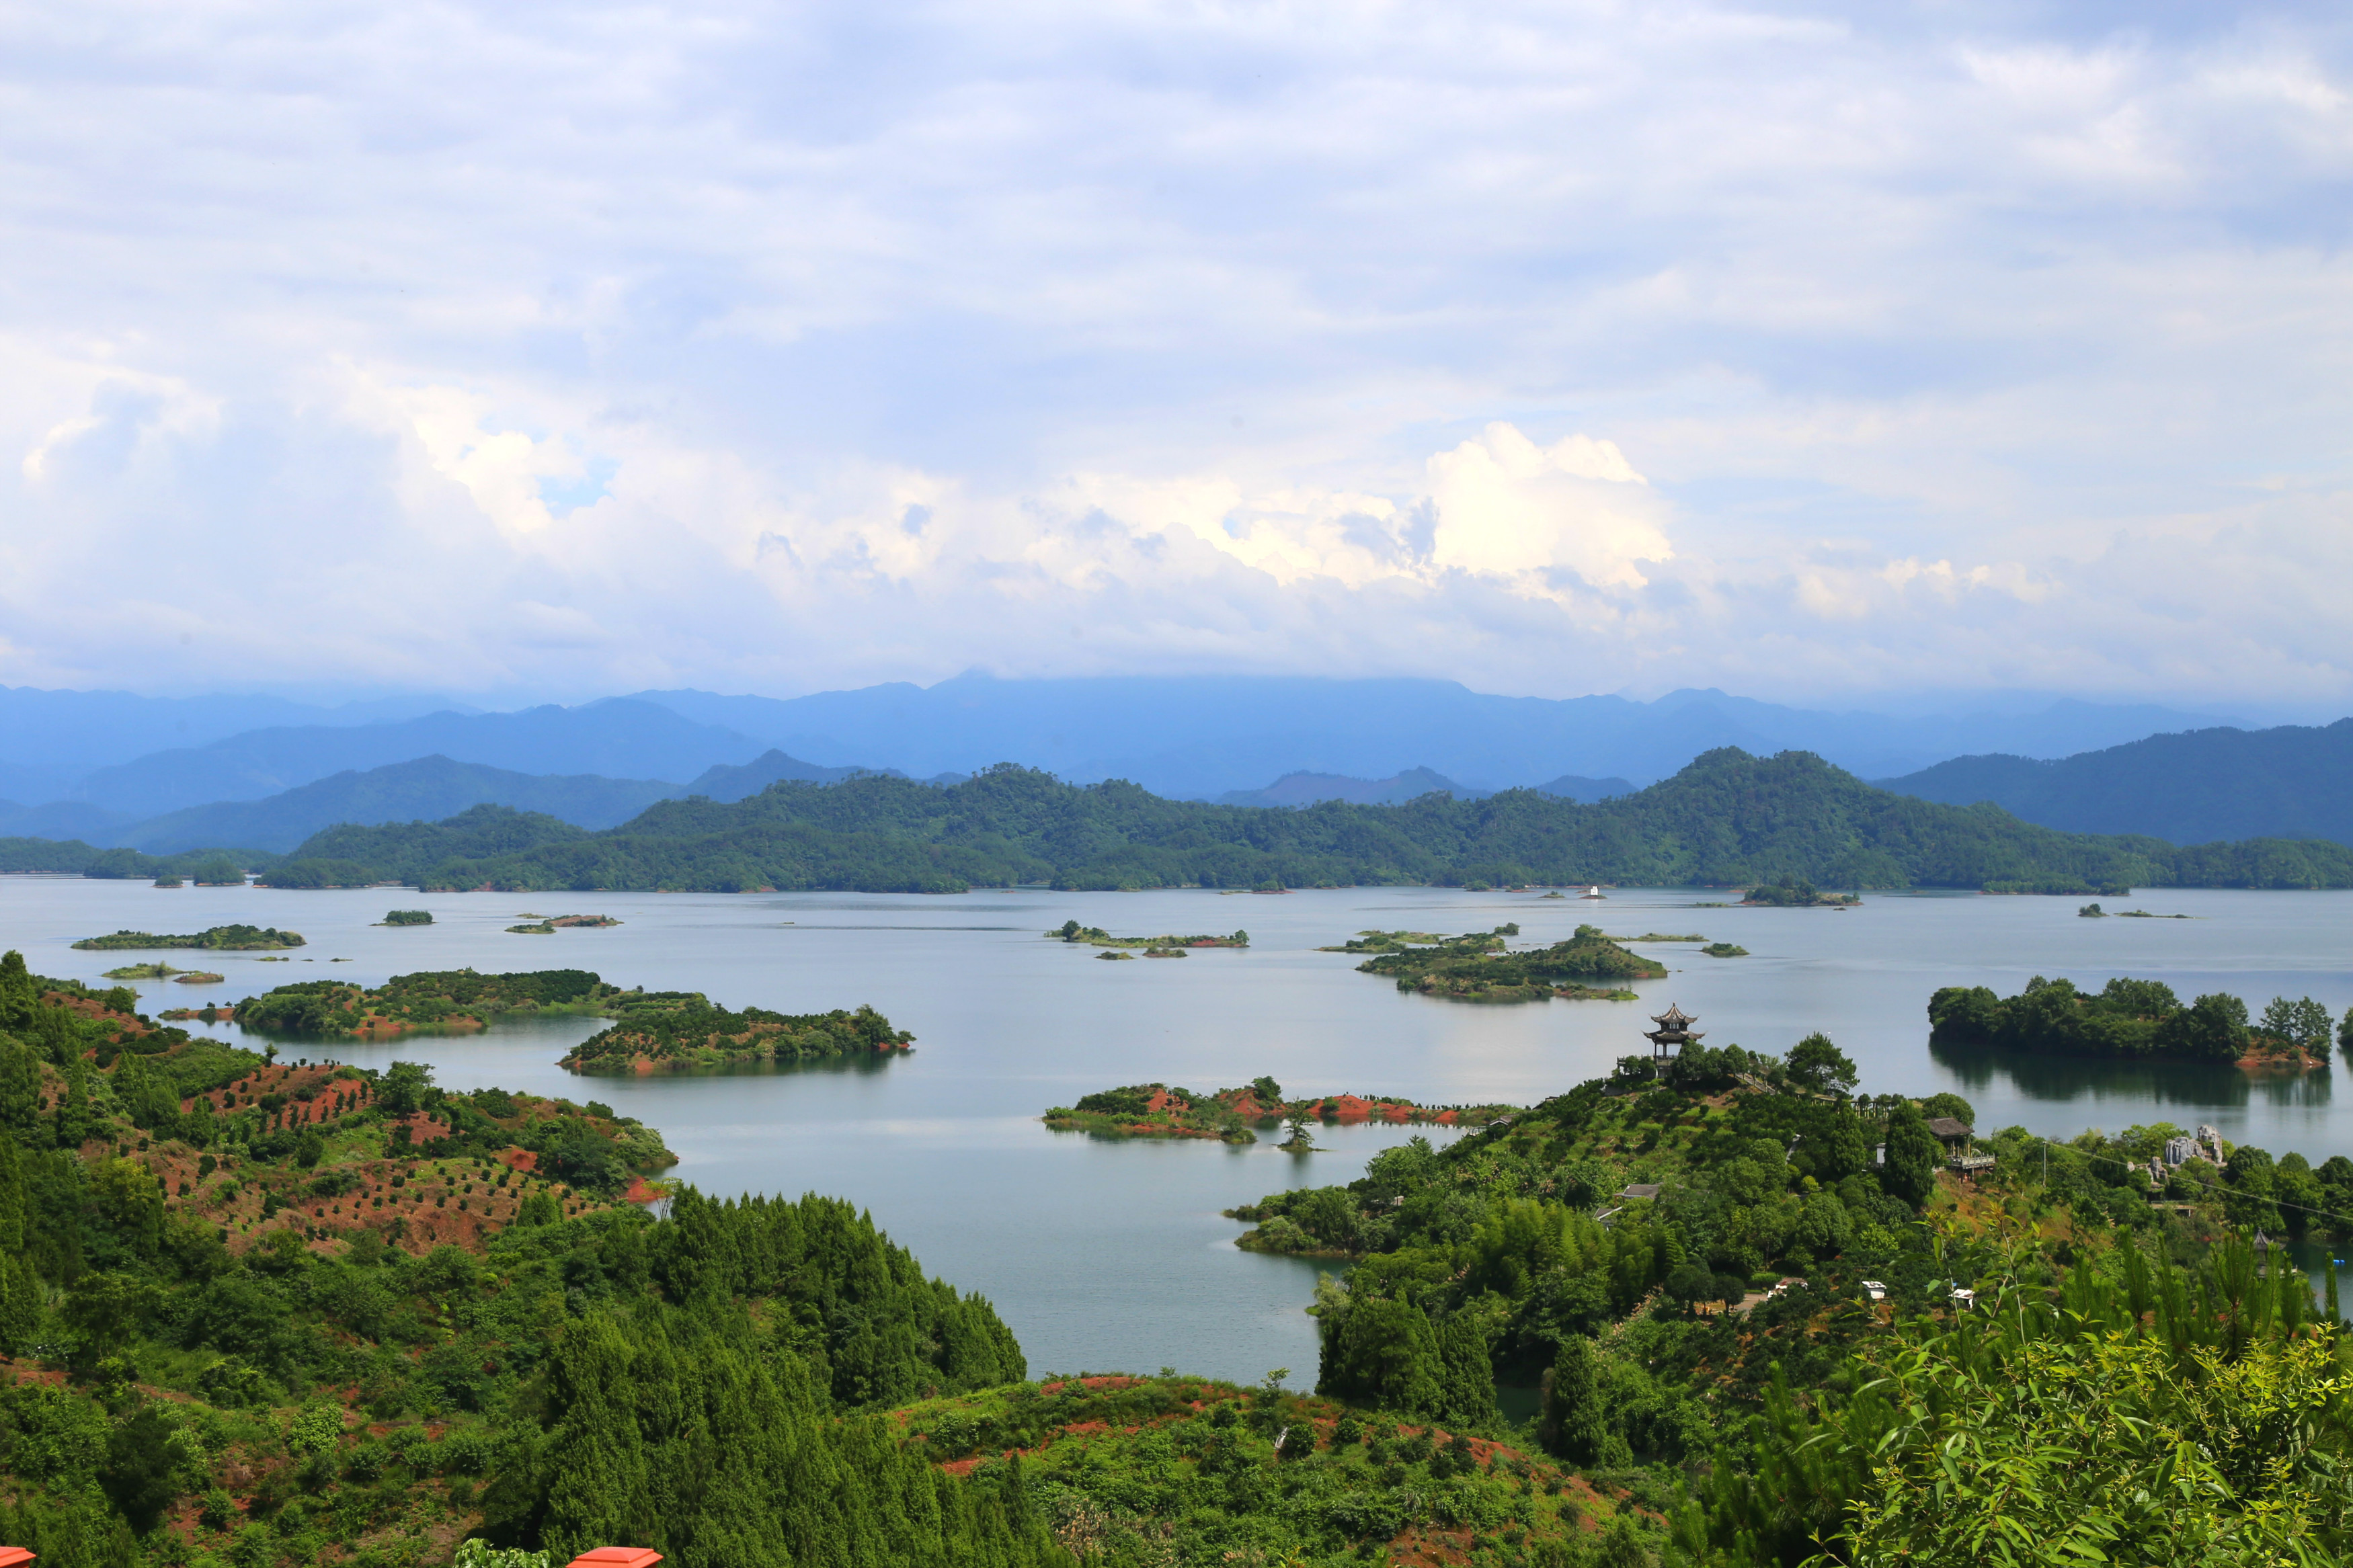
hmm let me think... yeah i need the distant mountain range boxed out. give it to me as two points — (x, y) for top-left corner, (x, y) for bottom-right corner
(1878, 720), (2353, 845)
(626, 677), (2243, 797)
(0, 676), (2291, 842)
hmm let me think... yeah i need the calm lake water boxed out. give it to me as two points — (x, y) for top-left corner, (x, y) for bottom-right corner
(8, 877), (2353, 1385)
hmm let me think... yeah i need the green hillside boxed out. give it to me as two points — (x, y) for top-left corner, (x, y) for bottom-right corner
(268, 748), (2353, 895)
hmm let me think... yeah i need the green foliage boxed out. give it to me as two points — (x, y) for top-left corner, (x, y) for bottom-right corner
(1929, 974), (2279, 1061)
(1697, 1241), (2345, 1567)
(382, 909), (434, 925)
(1783, 1032), (1857, 1097)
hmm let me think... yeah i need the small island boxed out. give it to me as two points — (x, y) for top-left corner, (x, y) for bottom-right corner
(73, 923), (306, 952)
(1739, 880), (1860, 907)
(560, 999), (912, 1073)
(233, 968), (631, 1038)
(1346, 923), (1664, 1002)
(1043, 1077), (1521, 1143)
(1050, 921), (1246, 949)
(508, 913), (622, 934)
(1929, 975), (2330, 1069)
(172, 971), (227, 985)
(1700, 942), (1747, 958)
(381, 909), (434, 926)
(102, 961), (189, 980)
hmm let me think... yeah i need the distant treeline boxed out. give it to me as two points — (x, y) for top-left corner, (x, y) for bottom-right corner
(1929, 975), (2338, 1065)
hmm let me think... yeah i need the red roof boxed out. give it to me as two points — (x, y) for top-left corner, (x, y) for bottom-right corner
(0, 1548), (36, 1567)
(567, 1553), (661, 1568)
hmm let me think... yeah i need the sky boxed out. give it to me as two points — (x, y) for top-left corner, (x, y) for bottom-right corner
(1, 0), (2350, 710)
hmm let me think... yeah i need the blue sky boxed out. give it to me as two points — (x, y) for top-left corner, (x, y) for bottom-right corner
(2, 1), (2349, 708)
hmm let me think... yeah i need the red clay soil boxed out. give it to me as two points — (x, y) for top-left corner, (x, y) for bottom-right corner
(44, 991), (155, 1041)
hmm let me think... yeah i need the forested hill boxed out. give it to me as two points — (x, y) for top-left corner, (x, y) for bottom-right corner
(1880, 718), (2353, 846)
(268, 748), (2353, 895)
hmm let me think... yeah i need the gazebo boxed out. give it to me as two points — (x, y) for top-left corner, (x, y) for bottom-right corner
(1644, 1004), (1702, 1061)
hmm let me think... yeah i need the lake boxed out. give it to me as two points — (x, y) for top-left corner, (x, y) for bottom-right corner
(9, 876), (2353, 1385)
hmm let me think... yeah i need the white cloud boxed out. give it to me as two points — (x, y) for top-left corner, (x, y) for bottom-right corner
(0, 1), (2348, 708)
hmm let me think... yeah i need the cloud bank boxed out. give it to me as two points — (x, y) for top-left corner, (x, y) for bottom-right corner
(1, 1), (2350, 706)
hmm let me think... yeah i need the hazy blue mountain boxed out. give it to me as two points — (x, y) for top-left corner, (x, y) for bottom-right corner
(1878, 720), (2353, 845)
(0, 684), (469, 790)
(678, 749), (877, 803)
(109, 755), (683, 853)
(629, 675), (2243, 796)
(0, 799), (132, 841)
(1215, 766), (1484, 807)
(1531, 774), (1636, 802)
(66, 698), (757, 817)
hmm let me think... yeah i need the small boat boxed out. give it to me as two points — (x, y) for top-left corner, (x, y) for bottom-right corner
(1579, 885), (1605, 899)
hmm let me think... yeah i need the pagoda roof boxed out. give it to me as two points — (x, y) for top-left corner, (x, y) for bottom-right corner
(1649, 1003), (1697, 1028)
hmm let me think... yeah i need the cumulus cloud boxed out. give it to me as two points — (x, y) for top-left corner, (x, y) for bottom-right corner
(0, 1), (2348, 707)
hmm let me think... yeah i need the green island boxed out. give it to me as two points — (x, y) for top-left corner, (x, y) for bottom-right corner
(2116, 908), (2193, 919)
(1929, 975), (2338, 1067)
(1610, 932), (1708, 942)
(1351, 923), (1665, 1002)
(558, 998), (913, 1073)
(71, 923), (307, 952)
(1700, 942), (1748, 957)
(1043, 1077), (1520, 1144)
(193, 745), (2353, 894)
(1738, 879), (1860, 907)
(1048, 920), (1246, 948)
(151, 875), (183, 888)
(102, 962), (191, 981)
(0, 946), (2350, 1563)
(380, 910), (433, 926)
(171, 971), (227, 985)
(231, 968), (628, 1038)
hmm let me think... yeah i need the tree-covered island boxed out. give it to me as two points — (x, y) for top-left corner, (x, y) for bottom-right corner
(72, 924), (307, 952)
(557, 998), (913, 1073)
(1348, 924), (1667, 1002)
(1043, 1077), (1521, 1143)
(1929, 975), (2336, 1068)
(232, 969), (629, 1038)
(1047, 920), (1247, 948)
(1737, 880), (1860, 907)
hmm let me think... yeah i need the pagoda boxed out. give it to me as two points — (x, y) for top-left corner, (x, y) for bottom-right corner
(1644, 1003), (1702, 1060)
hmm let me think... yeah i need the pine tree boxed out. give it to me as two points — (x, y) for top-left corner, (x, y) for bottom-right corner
(0, 951), (34, 1032)
(1543, 1335), (1608, 1464)
(1881, 1100), (1940, 1208)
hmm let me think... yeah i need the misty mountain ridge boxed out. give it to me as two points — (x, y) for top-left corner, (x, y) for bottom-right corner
(1213, 766), (1633, 807)
(0, 674), (2274, 825)
(1878, 719), (2353, 846)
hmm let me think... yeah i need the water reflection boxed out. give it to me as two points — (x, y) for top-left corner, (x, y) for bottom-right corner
(1928, 1038), (2332, 1112)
